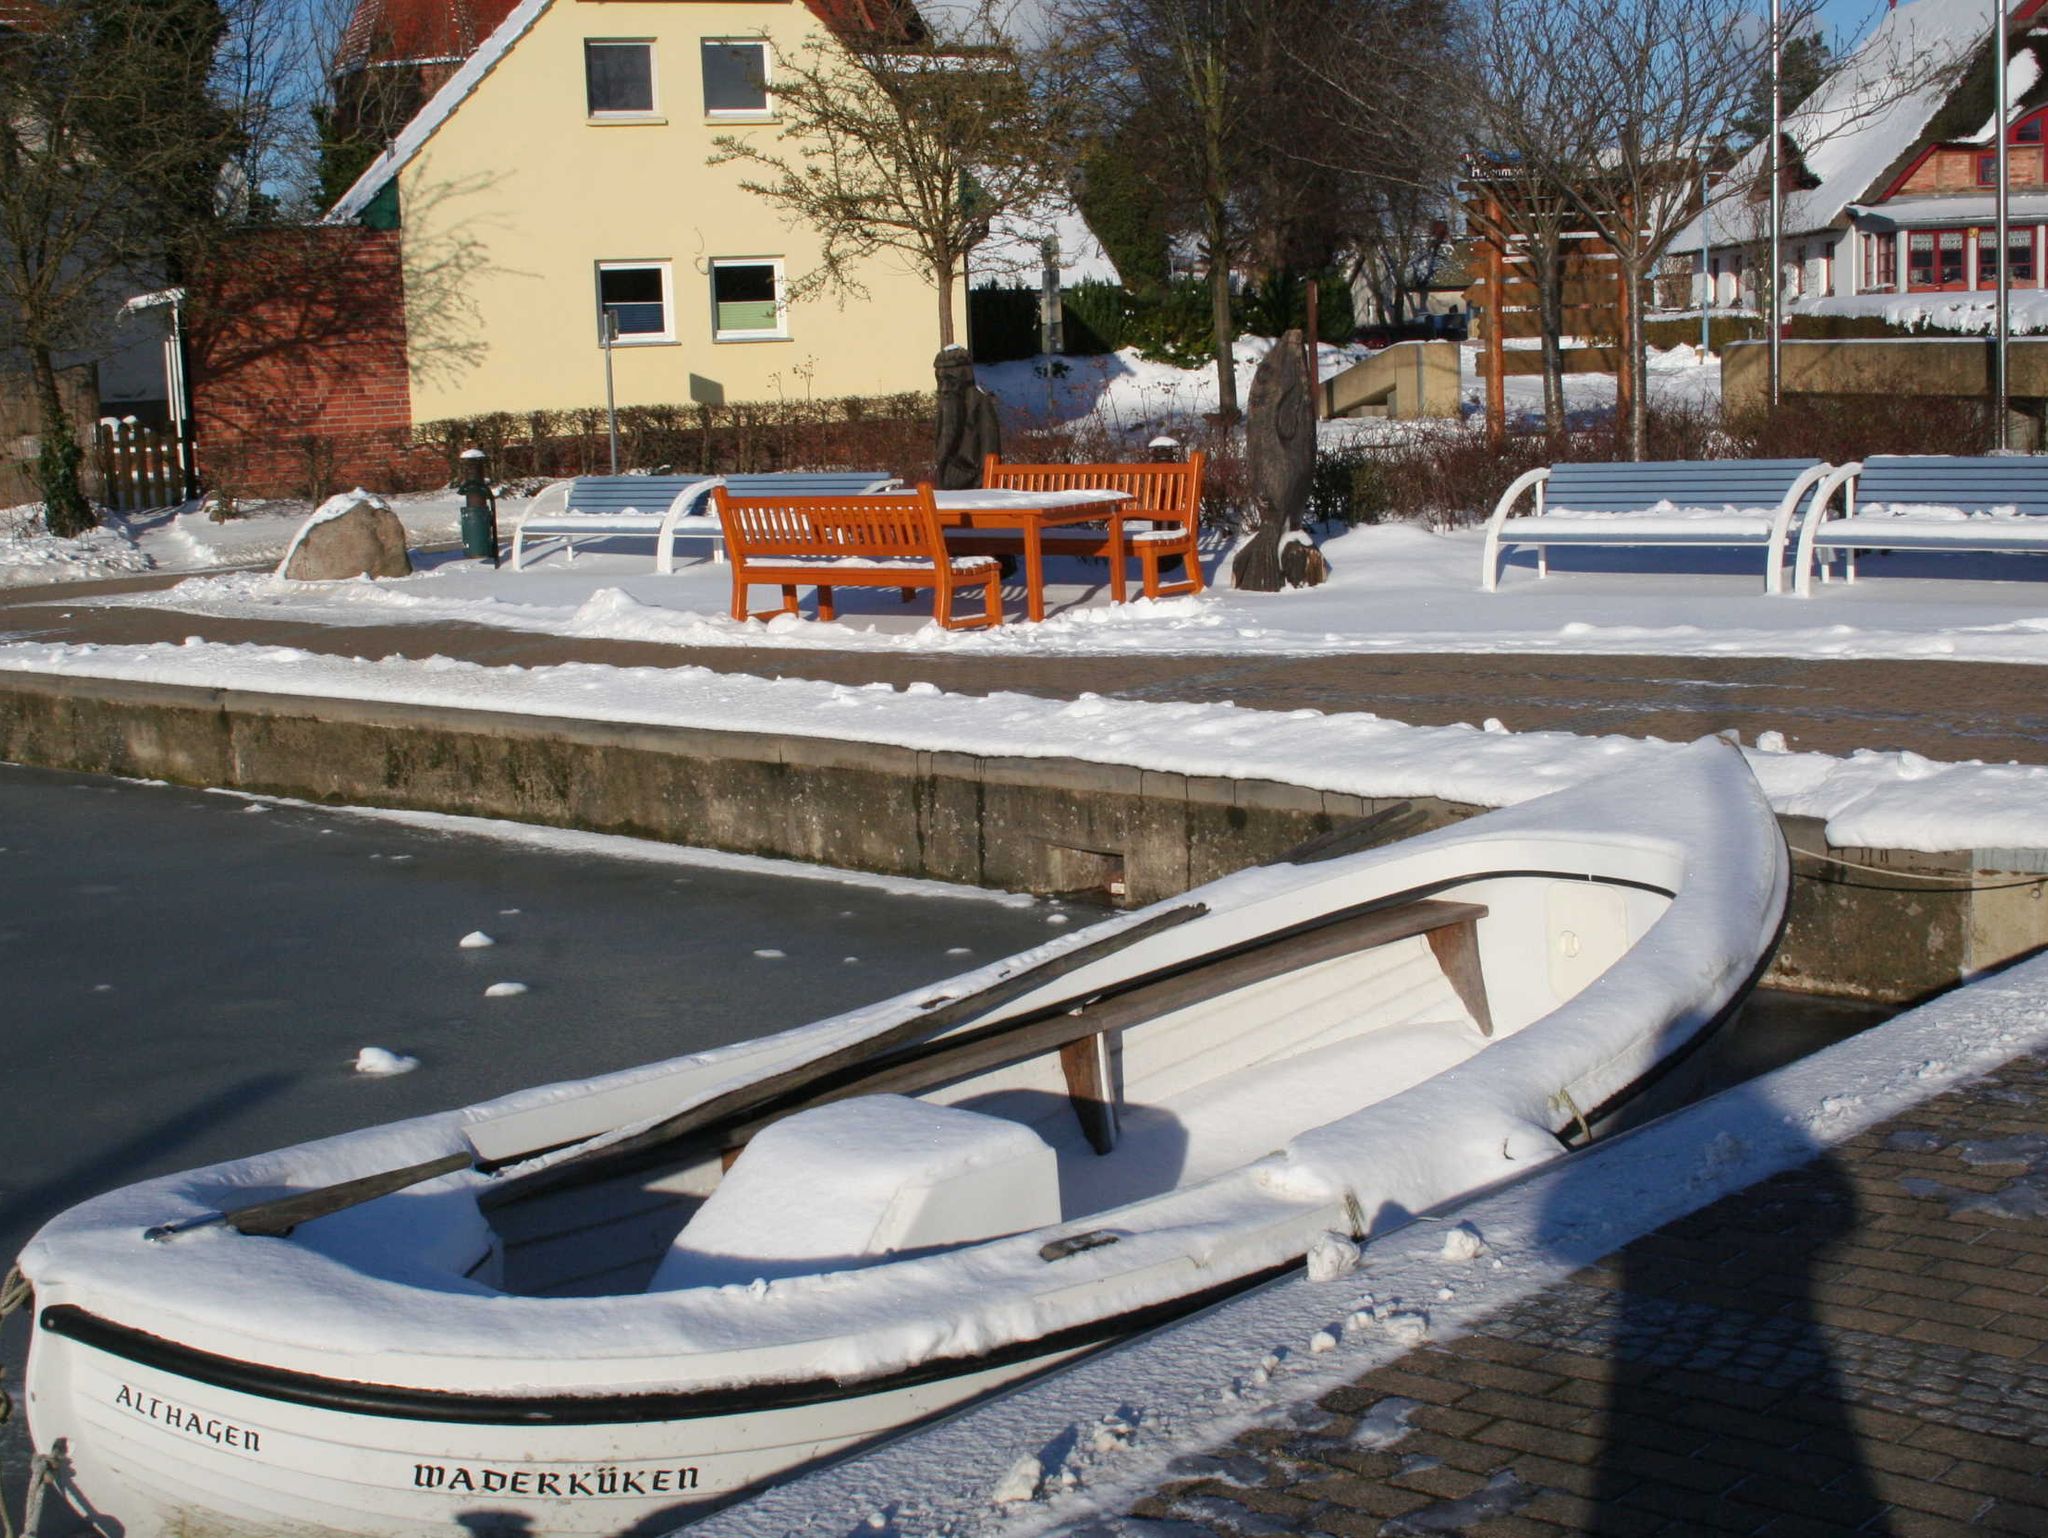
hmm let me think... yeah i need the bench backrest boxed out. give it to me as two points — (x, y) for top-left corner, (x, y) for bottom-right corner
(715, 483), (944, 563)
(565, 472), (894, 515)
(1855, 455), (2048, 517)
(983, 454), (1206, 526)
(1545, 458), (1822, 513)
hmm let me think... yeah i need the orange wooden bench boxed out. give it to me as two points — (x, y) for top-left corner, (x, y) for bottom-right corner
(713, 483), (1002, 630)
(968, 453), (1208, 601)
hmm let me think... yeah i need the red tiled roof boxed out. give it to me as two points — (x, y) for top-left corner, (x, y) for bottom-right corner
(334, 0), (520, 74)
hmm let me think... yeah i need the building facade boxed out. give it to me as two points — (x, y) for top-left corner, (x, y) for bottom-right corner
(1671, 0), (2048, 312)
(325, 0), (956, 428)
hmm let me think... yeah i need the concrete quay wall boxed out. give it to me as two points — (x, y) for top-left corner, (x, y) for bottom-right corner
(1, 672), (2039, 1004)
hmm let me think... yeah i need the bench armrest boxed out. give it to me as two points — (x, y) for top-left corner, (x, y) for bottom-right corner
(510, 478), (577, 570)
(1791, 461), (1860, 598)
(1765, 462), (1833, 596)
(1480, 467), (1550, 592)
(655, 478), (721, 574)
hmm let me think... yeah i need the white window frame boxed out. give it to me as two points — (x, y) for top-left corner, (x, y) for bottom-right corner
(709, 258), (788, 341)
(584, 39), (659, 121)
(700, 37), (773, 120)
(596, 260), (676, 346)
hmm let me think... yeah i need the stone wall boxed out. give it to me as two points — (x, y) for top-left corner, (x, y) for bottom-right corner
(0, 671), (2038, 1003)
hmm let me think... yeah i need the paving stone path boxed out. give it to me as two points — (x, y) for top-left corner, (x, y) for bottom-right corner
(5, 575), (2048, 765)
(1115, 1053), (2048, 1536)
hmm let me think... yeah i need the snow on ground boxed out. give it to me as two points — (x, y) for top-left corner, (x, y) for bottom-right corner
(978, 337), (1719, 440)
(0, 490), (473, 588)
(0, 503), (153, 587)
(688, 948), (2048, 1538)
(6, 636), (2048, 854)
(1787, 287), (2048, 336)
(103, 518), (2048, 669)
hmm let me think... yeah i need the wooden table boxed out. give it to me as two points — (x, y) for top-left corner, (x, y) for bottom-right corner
(922, 488), (1132, 622)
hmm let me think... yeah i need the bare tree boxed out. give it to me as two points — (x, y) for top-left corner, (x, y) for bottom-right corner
(709, 1), (1069, 351)
(0, 0), (240, 534)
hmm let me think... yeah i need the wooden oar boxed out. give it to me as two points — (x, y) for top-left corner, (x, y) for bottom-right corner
(477, 900), (1211, 1195)
(145, 900), (1207, 1241)
(1279, 802), (1427, 865)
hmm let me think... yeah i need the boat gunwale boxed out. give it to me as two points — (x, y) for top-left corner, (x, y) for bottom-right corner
(35, 1251), (1304, 1424)
(478, 865), (1683, 1208)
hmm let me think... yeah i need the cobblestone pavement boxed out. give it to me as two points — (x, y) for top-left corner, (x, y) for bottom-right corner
(1118, 1053), (2048, 1536)
(4, 576), (2048, 764)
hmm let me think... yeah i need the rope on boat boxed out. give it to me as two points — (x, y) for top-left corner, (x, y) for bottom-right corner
(0, 1270), (51, 1538)
(1792, 848), (2048, 892)
(0, 1265), (28, 1432)
(1, 1454), (53, 1538)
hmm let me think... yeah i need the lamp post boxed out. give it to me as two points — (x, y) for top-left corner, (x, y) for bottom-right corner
(600, 308), (621, 474)
(1768, 0), (1783, 411)
(1700, 165), (1712, 357)
(1995, 0), (2012, 451)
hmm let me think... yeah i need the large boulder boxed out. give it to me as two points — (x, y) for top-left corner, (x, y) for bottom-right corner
(279, 491), (412, 581)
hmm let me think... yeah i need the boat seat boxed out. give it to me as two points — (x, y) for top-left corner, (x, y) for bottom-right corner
(647, 1095), (1060, 1290)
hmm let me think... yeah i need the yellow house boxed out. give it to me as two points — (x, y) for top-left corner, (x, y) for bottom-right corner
(328, 0), (960, 424)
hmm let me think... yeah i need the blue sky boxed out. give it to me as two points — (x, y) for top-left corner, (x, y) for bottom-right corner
(1814, 0), (1899, 53)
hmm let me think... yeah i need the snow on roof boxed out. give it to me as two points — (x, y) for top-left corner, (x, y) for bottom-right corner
(1671, 0), (1998, 252)
(1848, 190), (2048, 226)
(973, 196), (1121, 287)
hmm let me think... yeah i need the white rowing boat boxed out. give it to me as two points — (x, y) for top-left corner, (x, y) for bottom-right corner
(18, 739), (1787, 1537)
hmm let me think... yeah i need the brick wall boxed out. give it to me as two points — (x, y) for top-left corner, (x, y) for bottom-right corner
(189, 227), (444, 499)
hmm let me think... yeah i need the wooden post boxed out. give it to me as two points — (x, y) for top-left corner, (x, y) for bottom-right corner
(1484, 195), (1507, 448)
(150, 427), (170, 509)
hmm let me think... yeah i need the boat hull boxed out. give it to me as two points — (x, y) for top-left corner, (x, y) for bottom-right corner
(27, 1323), (1086, 1537)
(19, 741), (1790, 1538)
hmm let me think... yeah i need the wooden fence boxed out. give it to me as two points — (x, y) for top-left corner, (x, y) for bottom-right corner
(94, 420), (182, 512)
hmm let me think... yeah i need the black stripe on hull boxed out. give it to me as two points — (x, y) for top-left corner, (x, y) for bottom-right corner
(39, 1256), (1300, 1426)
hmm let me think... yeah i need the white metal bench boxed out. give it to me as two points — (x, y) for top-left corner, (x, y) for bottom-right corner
(510, 472), (899, 573)
(1482, 459), (1832, 596)
(1793, 455), (2048, 596)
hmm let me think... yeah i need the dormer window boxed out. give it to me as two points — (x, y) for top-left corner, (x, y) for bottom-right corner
(2019, 113), (2044, 144)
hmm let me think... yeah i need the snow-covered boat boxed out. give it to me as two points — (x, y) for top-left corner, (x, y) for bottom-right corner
(18, 739), (1786, 1538)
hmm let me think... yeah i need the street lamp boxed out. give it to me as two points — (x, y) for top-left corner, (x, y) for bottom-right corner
(1995, 0), (2012, 451)
(1768, 0), (1783, 411)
